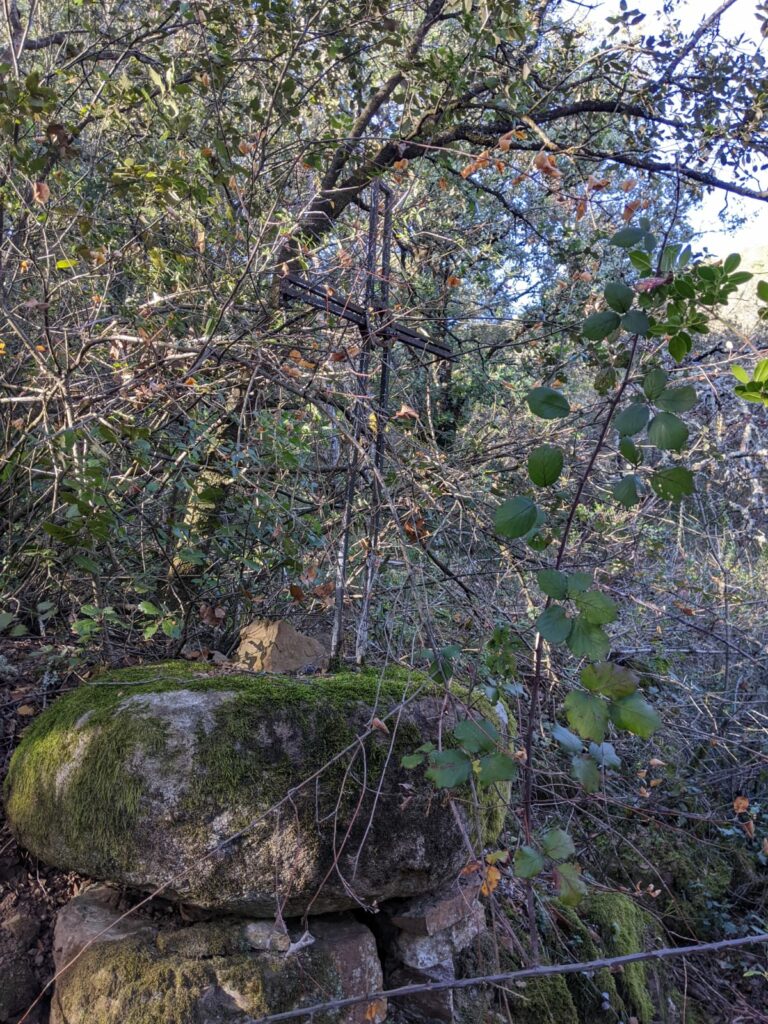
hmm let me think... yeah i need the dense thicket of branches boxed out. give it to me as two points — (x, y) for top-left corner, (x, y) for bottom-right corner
(1, 0), (767, 1015)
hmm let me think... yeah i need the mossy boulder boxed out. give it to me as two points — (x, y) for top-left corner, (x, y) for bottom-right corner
(50, 889), (385, 1024)
(4, 662), (509, 916)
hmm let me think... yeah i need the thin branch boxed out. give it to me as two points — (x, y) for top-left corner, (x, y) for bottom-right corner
(251, 930), (768, 1023)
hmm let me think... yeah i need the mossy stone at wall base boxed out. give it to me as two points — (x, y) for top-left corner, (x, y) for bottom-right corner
(4, 662), (510, 916)
(50, 888), (385, 1024)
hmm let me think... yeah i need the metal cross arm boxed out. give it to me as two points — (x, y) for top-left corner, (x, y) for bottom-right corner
(278, 274), (454, 362)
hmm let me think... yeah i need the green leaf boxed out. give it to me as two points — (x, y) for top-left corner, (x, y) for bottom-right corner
(143, 623), (159, 640)
(514, 845), (545, 879)
(478, 751), (518, 785)
(613, 475), (640, 508)
(566, 572), (592, 595)
(526, 386), (570, 419)
(617, 438), (642, 467)
(589, 741), (622, 769)
(609, 693), (661, 738)
(757, 280), (768, 303)
(555, 862), (587, 906)
(572, 754), (601, 792)
(648, 412), (689, 451)
(137, 600), (161, 616)
(537, 569), (568, 599)
(581, 661), (638, 699)
(755, 358), (768, 383)
(495, 496), (538, 538)
(573, 590), (618, 625)
(604, 281), (634, 313)
(536, 605), (572, 644)
(668, 334), (690, 362)
(541, 828), (576, 862)
(73, 554), (100, 573)
(582, 310), (621, 340)
(621, 309), (650, 335)
(729, 271), (753, 285)
(610, 227), (644, 248)
(723, 253), (741, 274)
(552, 723), (583, 753)
(614, 402), (649, 436)
(732, 365), (750, 384)
(651, 467), (694, 501)
(629, 249), (652, 272)
(564, 690), (609, 742)
(567, 618), (610, 661)
(0, 612), (16, 632)
(655, 386), (697, 413)
(55, 258), (78, 270)
(401, 752), (427, 769)
(528, 445), (564, 487)
(453, 716), (499, 754)
(425, 749), (472, 788)
(642, 369), (668, 401)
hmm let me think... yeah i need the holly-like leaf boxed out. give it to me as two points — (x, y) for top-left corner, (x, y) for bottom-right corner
(573, 590), (618, 625)
(556, 862), (587, 906)
(526, 386), (570, 419)
(453, 716), (499, 753)
(614, 402), (649, 436)
(613, 474), (641, 508)
(619, 437), (642, 465)
(514, 845), (545, 879)
(564, 691), (609, 742)
(536, 605), (572, 644)
(425, 749), (472, 788)
(604, 281), (634, 313)
(528, 445), (564, 487)
(610, 227), (644, 247)
(650, 466), (694, 501)
(655, 386), (697, 413)
(621, 309), (651, 335)
(642, 369), (668, 401)
(648, 412), (689, 451)
(583, 310), (621, 340)
(552, 723), (583, 753)
(537, 569), (568, 599)
(567, 618), (610, 660)
(589, 741), (622, 769)
(541, 828), (576, 862)
(610, 693), (661, 738)
(572, 754), (601, 792)
(566, 572), (592, 595)
(478, 751), (518, 785)
(581, 661), (638, 699)
(495, 496), (538, 538)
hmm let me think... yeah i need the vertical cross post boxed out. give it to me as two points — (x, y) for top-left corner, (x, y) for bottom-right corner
(329, 181), (383, 667)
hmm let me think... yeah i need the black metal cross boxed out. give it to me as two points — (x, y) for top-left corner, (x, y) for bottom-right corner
(279, 181), (453, 666)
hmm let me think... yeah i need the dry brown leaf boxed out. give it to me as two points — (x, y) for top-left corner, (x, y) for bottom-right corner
(648, 758), (666, 767)
(371, 717), (390, 736)
(394, 403), (419, 420)
(32, 182), (50, 204)
(289, 583), (306, 604)
(17, 705), (35, 717)
(733, 795), (750, 814)
(481, 864), (501, 897)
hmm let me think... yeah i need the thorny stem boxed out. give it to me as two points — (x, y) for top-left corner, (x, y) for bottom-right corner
(520, 331), (643, 959)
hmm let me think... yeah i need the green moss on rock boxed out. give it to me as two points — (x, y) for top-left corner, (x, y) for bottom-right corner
(52, 934), (345, 1024)
(5, 661), (512, 914)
